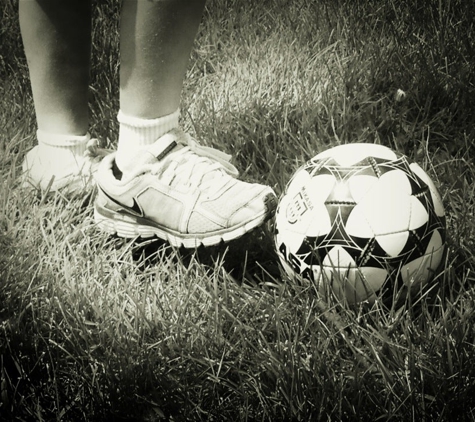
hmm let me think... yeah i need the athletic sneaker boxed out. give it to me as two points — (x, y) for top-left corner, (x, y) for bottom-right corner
(21, 138), (108, 192)
(93, 129), (277, 247)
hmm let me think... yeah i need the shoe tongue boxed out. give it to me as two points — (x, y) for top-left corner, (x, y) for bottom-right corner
(120, 131), (184, 175)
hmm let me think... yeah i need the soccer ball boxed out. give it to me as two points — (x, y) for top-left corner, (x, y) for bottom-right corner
(275, 143), (446, 304)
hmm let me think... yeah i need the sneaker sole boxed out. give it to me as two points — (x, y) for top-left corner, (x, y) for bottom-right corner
(94, 193), (277, 248)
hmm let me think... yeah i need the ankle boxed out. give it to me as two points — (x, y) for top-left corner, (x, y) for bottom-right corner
(115, 109), (180, 172)
(37, 129), (90, 156)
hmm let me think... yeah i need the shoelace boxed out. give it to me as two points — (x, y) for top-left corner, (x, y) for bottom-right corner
(84, 138), (112, 162)
(150, 132), (239, 195)
(82, 138), (113, 175)
(83, 131), (239, 196)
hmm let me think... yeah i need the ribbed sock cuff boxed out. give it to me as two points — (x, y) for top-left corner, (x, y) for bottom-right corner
(37, 130), (90, 155)
(117, 109), (180, 147)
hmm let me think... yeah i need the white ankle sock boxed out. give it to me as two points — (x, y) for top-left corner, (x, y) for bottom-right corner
(115, 109), (180, 172)
(37, 129), (90, 162)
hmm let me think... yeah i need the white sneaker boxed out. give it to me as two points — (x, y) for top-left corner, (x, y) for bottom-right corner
(93, 129), (277, 247)
(21, 138), (108, 192)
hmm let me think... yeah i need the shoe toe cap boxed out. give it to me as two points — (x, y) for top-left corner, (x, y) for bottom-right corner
(229, 187), (277, 227)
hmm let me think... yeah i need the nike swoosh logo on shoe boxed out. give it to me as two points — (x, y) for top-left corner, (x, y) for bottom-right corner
(99, 187), (144, 217)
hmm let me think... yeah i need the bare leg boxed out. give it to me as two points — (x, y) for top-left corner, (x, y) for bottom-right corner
(120, 0), (206, 118)
(19, 0), (91, 135)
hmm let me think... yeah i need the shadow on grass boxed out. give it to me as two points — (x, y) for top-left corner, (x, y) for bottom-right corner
(129, 221), (281, 285)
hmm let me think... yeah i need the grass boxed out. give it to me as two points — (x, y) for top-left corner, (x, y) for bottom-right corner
(1, 0), (475, 420)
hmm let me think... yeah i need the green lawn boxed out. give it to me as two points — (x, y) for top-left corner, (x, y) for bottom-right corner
(1, 0), (475, 420)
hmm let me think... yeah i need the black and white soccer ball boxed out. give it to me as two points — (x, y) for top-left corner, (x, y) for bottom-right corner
(275, 143), (446, 304)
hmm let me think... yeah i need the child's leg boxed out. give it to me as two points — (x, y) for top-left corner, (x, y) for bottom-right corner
(20, 0), (92, 190)
(94, 0), (277, 246)
(19, 0), (91, 134)
(115, 0), (206, 172)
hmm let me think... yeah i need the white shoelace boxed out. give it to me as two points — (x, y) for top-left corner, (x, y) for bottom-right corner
(84, 138), (112, 171)
(149, 133), (239, 195)
(84, 130), (239, 196)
